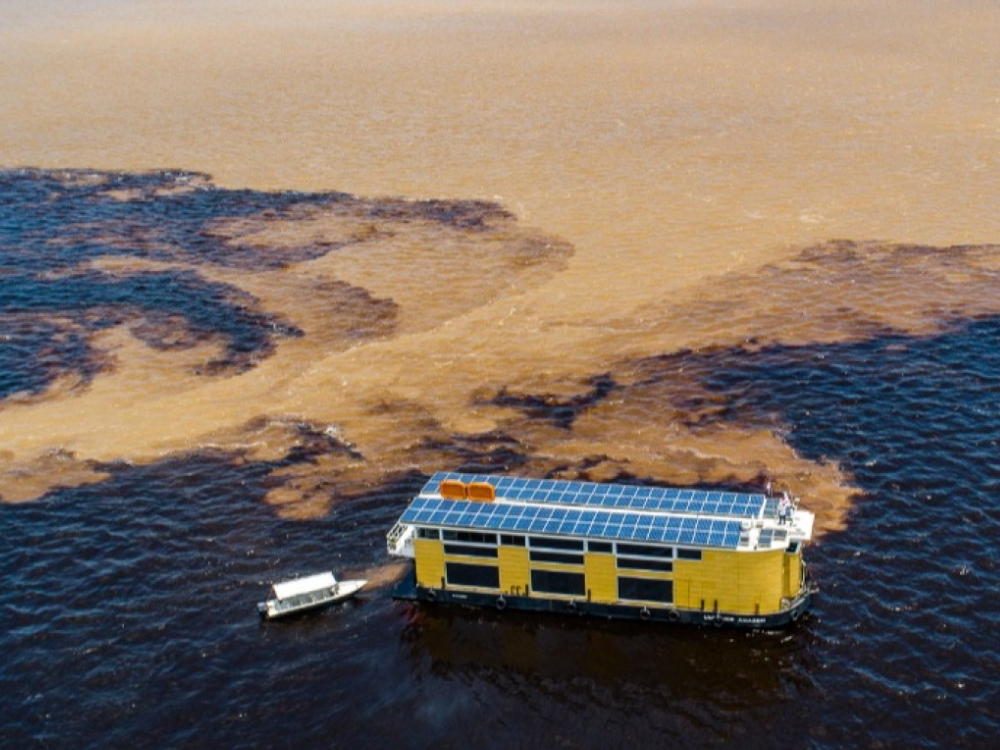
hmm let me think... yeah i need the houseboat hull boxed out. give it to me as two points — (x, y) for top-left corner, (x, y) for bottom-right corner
(392, 568), (817, 629)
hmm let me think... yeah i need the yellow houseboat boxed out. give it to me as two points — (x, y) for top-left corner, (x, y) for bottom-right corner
(386, 472), (817, 628)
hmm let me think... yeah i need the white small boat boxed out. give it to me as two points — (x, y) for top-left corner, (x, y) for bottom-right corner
(257, 571), (367, 620)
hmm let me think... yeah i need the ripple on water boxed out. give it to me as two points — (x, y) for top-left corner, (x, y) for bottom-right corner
(3, 171), (1000, 748)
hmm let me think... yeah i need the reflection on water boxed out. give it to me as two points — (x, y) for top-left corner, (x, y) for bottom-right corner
(402, 604), (795, 698)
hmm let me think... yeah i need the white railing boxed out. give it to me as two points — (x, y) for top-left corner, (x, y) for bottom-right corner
(386, 522), (415, 558)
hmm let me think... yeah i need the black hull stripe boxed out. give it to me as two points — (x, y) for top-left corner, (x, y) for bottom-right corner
(391, 572), (816, 629)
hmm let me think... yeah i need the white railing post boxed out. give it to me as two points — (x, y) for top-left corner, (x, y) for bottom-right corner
(386, 522), (413, 557)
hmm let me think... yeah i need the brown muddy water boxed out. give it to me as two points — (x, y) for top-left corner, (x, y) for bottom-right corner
(2, 1), (1000, 748)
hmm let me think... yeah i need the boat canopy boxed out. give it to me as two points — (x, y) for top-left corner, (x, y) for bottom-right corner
(271, 572), (336, 600)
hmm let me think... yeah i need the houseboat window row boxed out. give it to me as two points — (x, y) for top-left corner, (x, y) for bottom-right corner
(618, 577), (674, 604)
(442, 530), (497, 545)
(529, 550), (585, 566)
(442, 551), (679, 573)
(427, 528), (704, 565)
(617, 543), (673, 558)
(528, 536), (584, 551)
(443, 543), (498, 559)
(443, 562), (679, 604)
(530, 570), (586, 597)
(617, 557), (673, 572)
(445, 562), (500, 589)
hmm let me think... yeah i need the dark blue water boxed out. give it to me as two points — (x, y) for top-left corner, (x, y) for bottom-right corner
(0, 168), (521, 397)
(702, 321), (1000, 747)
(0, 169), (316, 395)
(2, 170), (999, 749)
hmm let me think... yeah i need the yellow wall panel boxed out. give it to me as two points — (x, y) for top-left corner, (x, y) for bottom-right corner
(417, 536), (800, 614)
(783, 552), (802, 598)
(735, 550), (784, 614)
(674, 550), (786, 615)
(414, 538), (445, 588)
(498, 546), (530, 595)
(584, 553), (617, 603)
(675, 579), (692, 608)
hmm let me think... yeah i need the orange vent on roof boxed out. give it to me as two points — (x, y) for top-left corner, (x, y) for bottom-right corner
(467, 482), (496, 502)
(439, 479), (468, 500)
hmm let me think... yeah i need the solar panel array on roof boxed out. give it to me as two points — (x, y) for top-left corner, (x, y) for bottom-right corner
(757, 528), (788, 549)
(400, 496), (743, 549)
(420, 472), (766, 520)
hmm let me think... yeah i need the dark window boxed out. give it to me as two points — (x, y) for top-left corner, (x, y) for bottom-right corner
(500, 534), (525, 546)
(529, 550), (584, 565)
(443, 530), (496, 545)
(618, 557), (673, 572)
(676, 548), (702, 561)
(617, 543), (673, 558)
(618, 577), (674, 603)
(786, 541), (801, 554)
(446, 562), (500, 589)
(530, 569), (586, 597)
(588, 541), (613, 553)
(528, 536), (584, 551)
(444, 543), (499, 558)
(417, 527), (440, 540)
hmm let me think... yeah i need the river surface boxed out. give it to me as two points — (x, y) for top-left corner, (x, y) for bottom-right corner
(1, 1), (999, 748)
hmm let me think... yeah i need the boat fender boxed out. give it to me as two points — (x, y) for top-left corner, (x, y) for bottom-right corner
(791, 607), (802, 623)
(426, 588), (436, 601)
(496, 596), (507, 611)
(568, 600), (577, 611)
(640, 607), (651, 620)
(668, 609), (680, 623)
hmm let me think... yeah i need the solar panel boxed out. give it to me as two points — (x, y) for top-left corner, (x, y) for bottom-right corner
(400, 495), (743, 549)
(419, 472), (766, 520)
